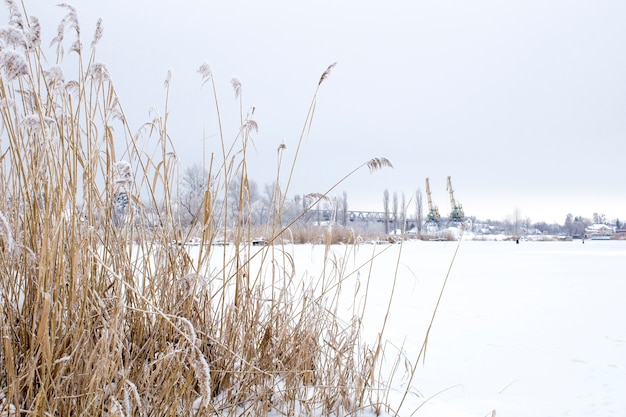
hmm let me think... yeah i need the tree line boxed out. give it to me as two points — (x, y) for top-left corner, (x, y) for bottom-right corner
(176, 164), (350, 231)
(173, 165), (620, 237)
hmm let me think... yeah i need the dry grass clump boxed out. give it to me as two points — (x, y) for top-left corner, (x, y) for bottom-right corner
(0, 3), (397, 416)
(288, 225), (359, 245)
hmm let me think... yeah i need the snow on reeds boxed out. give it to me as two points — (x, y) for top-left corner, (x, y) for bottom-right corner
(0, 3), (421, 416)
(0, 211), (13, 252)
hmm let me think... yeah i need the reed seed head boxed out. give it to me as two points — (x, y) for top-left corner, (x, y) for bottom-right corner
(26, 16), (41, 47)
(177, 316), (198, 345)
(0, 26), (26, 48)
(366, 157), (393, 173)
(197, 62), (212, 86)
(319, 62), (337, 85)
(0, 49), (28, 79)
(164, 69), (172, 89)
(91, 17), (103, 48)
(0, 210), (14, 252)
(65, 79), (80, 96)
(88, 62), (110, 82)
(21, 114), (56, 133)
(51, 3), (81, 55)
(113, 160), (132, 187)
(242, 118), (258, 133)
(192, 350), (212, 407)
(305, 193), (330, 203)
(70, 39), (81, 54)
(44, 64), (65, 87)
(57, 3), (80, 35)
(50, 21), (64, 49)
(4, 0), (23, 28)
(231, 77), (241, 99)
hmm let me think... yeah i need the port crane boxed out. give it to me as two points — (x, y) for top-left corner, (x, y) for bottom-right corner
(446, 176), (464, 221)
(425, 177), (441, 223)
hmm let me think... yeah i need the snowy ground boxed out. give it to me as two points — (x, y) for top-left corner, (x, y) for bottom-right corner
(193, 238), (626, 417)
(358, 239), (624, 417)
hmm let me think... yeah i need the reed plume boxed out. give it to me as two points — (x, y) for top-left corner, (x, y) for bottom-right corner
(197, 62), (213, 86)
(0, 210), (14, 252)
(164, 69), (172, 88)
(43, 64), (65, 87)
(231, 77), (242, 99)
(319, 61), (337, 85)
(0, 50), (28, 79)
(88, 61), (110, 81)
(113, 161), (133, 187)
(367, 157), (394, 173)
(0, 26), (26, 47)
(4, 0), (23, 28)
(91, 17), (103, 48)
(26, 16), (41, 48)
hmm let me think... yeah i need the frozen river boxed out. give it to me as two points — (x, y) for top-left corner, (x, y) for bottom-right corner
(334, 239), (626, 417)
(192, 238), (626, 416)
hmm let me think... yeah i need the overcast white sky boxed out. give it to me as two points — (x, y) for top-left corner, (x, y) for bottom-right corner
(11, 0), (626, 224)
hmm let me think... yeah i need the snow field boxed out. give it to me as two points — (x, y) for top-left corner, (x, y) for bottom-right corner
(186, 239), (625, 416)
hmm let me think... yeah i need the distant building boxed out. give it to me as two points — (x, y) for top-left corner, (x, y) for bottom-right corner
(585, 223), (613, 239)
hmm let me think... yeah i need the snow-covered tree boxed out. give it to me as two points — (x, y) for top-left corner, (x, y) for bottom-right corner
(179, 164), (209, 226)
(416, 188), (424, 234)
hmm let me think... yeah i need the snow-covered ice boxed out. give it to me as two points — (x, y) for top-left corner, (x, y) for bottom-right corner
(297, 239), (625, 416)
(192, 238), (626, 416)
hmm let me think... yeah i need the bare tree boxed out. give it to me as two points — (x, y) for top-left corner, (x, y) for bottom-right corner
(340, 191), (348, 226)
(564, 213), (574, 235)
(179, 164), (209, 226)
(416, 188), (423, 235)
(260, 182), (277, 224)
(593, 212), (606, 224)
(224, 177), (264, 228)
(392, 191), (399, 232)
(513, 207), (521, 237)
(299, 193), (313, 225)
(383, 189), (390, 234)
(401, 192), (406, 233)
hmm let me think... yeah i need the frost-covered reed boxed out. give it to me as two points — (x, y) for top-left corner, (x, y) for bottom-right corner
(0, 3), (409, 416)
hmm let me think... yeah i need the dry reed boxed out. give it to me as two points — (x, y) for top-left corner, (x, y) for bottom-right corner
(0, 3), (414, 417)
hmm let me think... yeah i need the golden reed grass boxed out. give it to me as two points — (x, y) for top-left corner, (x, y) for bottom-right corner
(0, 3), (423, 417)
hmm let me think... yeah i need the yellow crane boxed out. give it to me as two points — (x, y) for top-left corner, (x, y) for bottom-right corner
(446, 176), (465, 220)
(425, 177), (440, 222)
